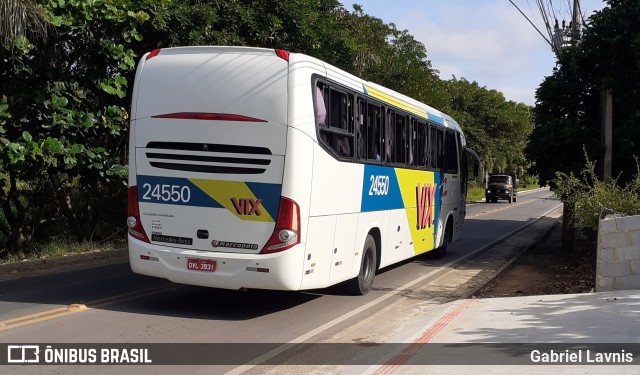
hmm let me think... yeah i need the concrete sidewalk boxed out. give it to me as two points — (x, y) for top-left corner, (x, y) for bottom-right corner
(367, 290), (640, 374)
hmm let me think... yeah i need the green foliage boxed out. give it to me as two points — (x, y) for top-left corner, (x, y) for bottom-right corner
(526, 49), (600, 185)
(0, 0), (154, 254)
(519, 174), (540, 189)
(332, 6), (444, 107)
(0, 0), (50, 49)
(528, 0), (640, 185)
(554, 154), (640, 232)
(466, 186), (485, 203)
(445, 78), (533, 175)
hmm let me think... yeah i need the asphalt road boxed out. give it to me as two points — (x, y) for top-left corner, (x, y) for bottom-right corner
(0, 187), (560, 374)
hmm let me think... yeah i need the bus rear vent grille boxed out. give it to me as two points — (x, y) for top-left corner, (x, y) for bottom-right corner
(145, 142), (272, 175)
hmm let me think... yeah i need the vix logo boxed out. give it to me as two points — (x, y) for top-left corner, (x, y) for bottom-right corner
(231, 197), (262, 216)
(416, 183), (435, 229)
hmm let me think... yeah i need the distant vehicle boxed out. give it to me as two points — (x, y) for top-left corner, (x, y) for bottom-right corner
(127, 46), (480, 295)
(485, 174), (517, 203)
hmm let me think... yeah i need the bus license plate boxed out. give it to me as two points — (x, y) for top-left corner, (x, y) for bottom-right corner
(187, 258), (217, 272)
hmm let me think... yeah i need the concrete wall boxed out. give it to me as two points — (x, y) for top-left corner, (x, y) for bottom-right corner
(596, 213), (640, 291)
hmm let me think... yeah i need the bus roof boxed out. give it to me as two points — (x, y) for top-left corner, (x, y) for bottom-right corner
(140, 46), (462, 133)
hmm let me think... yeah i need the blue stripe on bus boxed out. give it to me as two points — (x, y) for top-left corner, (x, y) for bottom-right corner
(433, 172), (442, 237)
(137, 175), (222, 208)
(427, 112), (444, 125)
(360, 165), (404, 212)
(246, 182), (282, 219)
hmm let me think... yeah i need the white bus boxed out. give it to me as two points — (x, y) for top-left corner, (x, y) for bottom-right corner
(127, 46), (478, 295)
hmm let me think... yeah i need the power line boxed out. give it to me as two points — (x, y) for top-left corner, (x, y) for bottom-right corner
(509, 0), (583, 61)
(507, 0), (553, 48)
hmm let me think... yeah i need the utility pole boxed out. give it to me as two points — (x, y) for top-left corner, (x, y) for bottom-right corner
(601, 84), (613, 182)
(593, 0), (612, 183)
(571, 0), (581, 45)
(562, 0), (583, 252)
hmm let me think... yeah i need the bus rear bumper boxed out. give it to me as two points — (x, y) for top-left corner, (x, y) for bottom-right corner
(128, 236), (305, 291)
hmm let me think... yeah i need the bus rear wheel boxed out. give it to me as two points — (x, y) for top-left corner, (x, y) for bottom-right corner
(346, 235), (377, 295)
(431, 219), (453, 259)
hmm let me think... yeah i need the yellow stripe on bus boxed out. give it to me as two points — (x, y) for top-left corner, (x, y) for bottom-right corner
(364, 84), (428, 120)
(189, 179), (275, 222)
(395, 169), (437, 255)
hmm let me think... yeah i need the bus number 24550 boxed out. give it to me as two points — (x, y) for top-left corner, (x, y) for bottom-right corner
(369, 175), (390, 196)
(142, 183), (191, 203)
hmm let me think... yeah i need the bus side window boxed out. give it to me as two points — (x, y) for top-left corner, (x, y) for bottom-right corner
(365, 103), (382, 161)
(437, 128), (445, 169)
(429, 125), (436, 169)
(334, 92), (353, 157)
(394, 113), (406, 165)
(385, 109), (394, 163)
(430, 126), (444, 170)
(316, 82), (354, 159)
(445, 130), (458, 173)
(409, 119), (417, 166)
(315, 84), (327, 127)
(357, 99), (366, 160)
(417, 121), (427, 167)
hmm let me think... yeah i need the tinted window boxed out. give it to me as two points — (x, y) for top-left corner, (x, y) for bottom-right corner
(445, 130), (458, 173)
(488, 176), (512, 184)
(315, 82), (354, 158)
(430, 126), (444, 169)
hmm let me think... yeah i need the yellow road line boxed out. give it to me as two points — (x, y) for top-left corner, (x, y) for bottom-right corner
(0, 308), (86, 332)
(0, 306), (69, 325)
(0, 284), (178, 332)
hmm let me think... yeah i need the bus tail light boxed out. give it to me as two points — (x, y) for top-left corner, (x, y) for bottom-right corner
(261, 197), (300, 254)
(146, 49), (161, 60)
(275, 49), (289, 62)
(127, 186), (150, 243)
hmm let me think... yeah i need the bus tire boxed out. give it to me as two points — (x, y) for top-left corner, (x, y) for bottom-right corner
(346, 235), (377, 295)
(431, 219), (453, 259)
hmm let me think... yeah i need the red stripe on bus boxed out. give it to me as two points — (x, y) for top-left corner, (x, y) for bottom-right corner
(151, 112), (267, 122)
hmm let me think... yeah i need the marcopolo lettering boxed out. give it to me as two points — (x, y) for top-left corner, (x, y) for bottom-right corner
(212, 240), (259, 250)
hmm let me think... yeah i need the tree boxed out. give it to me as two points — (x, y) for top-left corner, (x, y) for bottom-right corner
(445, 77), (532, 176)
(579, 0), (640, 183)
(0, 0), (157, 254)
(526, 51), (600, 185)
(136, 0), (345, 57)
(527, 0), (640, 186)
(331, 5), (444, 107)
(0, 0), (49, 48)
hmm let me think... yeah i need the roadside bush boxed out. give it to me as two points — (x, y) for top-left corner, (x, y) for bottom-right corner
(520, 174), (539, 189)
(554, 154), (640, 233)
